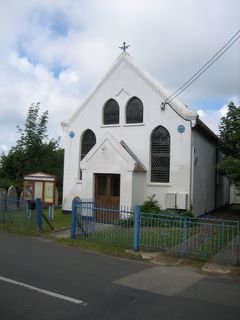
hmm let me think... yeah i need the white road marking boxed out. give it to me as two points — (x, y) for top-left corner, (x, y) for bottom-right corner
(0, 275), (86, 305)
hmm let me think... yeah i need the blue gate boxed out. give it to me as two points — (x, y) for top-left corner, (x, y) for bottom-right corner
(70, 198), (134, 248)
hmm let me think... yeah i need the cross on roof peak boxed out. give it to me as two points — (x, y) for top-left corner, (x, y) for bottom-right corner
(119, 42), (130, 52)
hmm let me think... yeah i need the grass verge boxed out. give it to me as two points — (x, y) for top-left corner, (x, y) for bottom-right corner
(0, 207), (71, 236)
(53, 237), (146, 261)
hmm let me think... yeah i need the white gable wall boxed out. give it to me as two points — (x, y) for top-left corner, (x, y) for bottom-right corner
(62, 57), (194, 211)
(80, 134), (136, 206)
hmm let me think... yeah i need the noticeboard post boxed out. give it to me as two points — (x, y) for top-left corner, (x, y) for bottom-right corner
(23, 172), (56, 220)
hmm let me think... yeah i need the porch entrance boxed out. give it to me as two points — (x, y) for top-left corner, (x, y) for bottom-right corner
(95, 174), (120, 221)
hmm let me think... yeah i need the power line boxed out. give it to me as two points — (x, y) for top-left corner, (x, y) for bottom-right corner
(164, 30), (240, 103)
(163, 30), (240, 105)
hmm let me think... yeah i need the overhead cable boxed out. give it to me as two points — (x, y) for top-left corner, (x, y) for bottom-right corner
(163, 30), (240, 105)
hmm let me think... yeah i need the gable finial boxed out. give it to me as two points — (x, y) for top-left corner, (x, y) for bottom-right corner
(119, 42), (130, 52)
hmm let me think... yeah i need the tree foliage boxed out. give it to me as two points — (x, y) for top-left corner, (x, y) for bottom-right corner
(0, 103), (64, 194)
(218, 101), (240, 183)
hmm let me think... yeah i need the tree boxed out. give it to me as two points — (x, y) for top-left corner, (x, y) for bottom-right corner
(0, 103), (64, 195)
(218, 101), (240, 183)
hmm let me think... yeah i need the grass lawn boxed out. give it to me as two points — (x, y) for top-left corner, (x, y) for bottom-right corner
(43, 208), (71, 230)
(0, 207), (71, 236)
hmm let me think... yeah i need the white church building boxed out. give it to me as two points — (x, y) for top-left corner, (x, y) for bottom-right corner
(61, 51), (229, 216)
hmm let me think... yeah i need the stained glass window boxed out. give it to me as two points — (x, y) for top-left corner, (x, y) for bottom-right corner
(126, 97), (143, 123)
(80, 129), (96, 179)
(151, 126), (170, 182)
(103, 99), (119, 125)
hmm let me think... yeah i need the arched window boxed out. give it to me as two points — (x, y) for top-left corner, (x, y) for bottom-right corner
(151, 126), (170, 183)
(79, 129), (96, 179)
(103, 99), (119, 125)
(126, 97), (143, 123)
(81, 129), (96, 160)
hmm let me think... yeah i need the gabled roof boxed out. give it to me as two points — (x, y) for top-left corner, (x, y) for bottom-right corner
(120, 140), (146, 172)
(80, 133), (146, 172)
(61, 52), (198, 127)
(24, 172), (55, 181)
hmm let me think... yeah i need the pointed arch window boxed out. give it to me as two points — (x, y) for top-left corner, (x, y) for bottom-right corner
(126, 97), (143, 123)
(79, 129), (96, 179)
(151, 126), (170, 183)
(103, 99), (119, 125)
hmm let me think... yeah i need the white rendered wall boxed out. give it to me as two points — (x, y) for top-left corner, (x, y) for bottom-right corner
(216, 152), (229, 207)
(132, 172), (146, 206)
(192, 128), (217, 216)
(62, 58), (193, 211)
(216, 174), (229, 207)
(230, 184), (240, 204)
(81, 137), (135, 207)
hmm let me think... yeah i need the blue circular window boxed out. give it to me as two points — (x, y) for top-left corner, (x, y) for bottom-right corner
(177, 125), (185, 133)
(69, 131), (75, 138)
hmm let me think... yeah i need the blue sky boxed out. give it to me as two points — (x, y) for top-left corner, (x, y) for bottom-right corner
(0, 0), (239, 154)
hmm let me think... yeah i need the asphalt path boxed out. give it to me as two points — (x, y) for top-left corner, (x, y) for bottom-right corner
(0, 232), (239, 320)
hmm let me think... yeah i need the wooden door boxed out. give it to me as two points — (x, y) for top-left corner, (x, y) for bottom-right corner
(95, 174), (120, 221)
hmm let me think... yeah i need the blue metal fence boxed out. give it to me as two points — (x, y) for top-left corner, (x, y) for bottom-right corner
(140, 213), (240, 264)
(71, 199), (134, 248)
(0, 197), (45, 232)
(71, 198), (240, 265)
(0, 197), (30, 225)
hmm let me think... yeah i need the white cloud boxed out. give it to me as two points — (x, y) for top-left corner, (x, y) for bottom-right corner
(59, 69), (79, 83)
(218, 105), (228, 118)
(197, 109), (206, 118)
(197, 97), (240, 134)
(8, 53), (34, 73)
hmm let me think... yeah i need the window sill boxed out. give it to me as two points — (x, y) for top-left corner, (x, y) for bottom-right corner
(101, 124), (120, 128)
(123, 123), (145, 127)
(147, 183), (172, 187)
(76, 180), (82, 184)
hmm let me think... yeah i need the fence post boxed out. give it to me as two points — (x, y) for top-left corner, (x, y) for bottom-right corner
(237, 221), (240, 265)
(221, 221), (225, 263)
(133, 205), (141, 252)
(3, 198), (7, 223)
(35, 198), (43, 231)
(182, 217), (187, 256)
(71, 198), (77, 239)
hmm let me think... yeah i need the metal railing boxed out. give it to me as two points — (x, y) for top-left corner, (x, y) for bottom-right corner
(71, 199), (134, 248)
(140, 213), (240, 264)
(0, 197), (31, 225)
(71, 199), (240, 265)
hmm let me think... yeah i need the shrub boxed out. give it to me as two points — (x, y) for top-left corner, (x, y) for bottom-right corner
(141, 194), (162, 214)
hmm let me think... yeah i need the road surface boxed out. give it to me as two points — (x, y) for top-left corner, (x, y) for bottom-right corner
(0, 233), (239, 320)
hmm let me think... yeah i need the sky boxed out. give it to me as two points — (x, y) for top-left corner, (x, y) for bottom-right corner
(0, 0), (239, 154)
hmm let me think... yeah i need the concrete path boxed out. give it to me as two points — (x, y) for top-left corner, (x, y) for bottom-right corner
(114, 265), (205, 296)
(208, 204), (240, 221)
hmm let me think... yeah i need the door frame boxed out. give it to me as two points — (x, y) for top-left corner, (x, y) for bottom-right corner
(94, 173), (120, 208)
